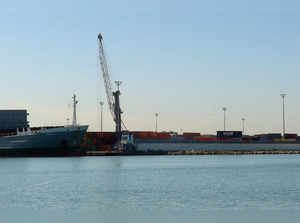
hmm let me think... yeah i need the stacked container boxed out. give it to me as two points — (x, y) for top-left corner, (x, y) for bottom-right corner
(217, 131), (242, 141)
(267, 133), (282, 142)
(132, 131), (171, 139)
(183, 132), (201, 139)
(84, 132), (117, 151)
(194, 137), (217, 141)
(284, 133), (298, 142)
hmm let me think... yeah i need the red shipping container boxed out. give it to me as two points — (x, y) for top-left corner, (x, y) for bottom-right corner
(194, 137), (216, 141)
(183, 132), (201, 139)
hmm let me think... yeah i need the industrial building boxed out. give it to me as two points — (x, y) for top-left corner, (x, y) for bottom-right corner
(0, 110), (29, 130)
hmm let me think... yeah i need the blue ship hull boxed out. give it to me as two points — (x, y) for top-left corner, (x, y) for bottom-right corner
(0, 125), (88, 156)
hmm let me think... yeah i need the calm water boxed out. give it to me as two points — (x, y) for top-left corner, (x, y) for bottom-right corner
(1, 155), (300, 221)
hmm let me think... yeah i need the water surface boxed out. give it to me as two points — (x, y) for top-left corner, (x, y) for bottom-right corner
(1, 155), (300, 221)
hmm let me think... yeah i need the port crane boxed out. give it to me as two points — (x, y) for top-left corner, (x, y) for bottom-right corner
(97, 33), (123, 148)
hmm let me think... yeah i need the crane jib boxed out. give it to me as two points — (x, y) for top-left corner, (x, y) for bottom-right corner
(97, 33), (126, 147)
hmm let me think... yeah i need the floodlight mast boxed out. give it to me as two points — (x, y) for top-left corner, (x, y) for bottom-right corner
(280, 93), (287, 139)
(155, 113), (159, 133)
(222, 107), (227, 131)
(242, 118), (245, 133)
(100, 101), (104, 135)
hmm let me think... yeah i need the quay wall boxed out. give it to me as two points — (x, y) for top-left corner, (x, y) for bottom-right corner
(135, 143), (300, 152)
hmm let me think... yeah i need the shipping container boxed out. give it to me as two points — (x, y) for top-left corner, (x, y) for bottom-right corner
(232, 138), (242, 142)
(183, 132), (201, 139)
(252, 137), (260, 142)
(284, 133), (298, 139)
(254, 134), (268, 137)
(258, 137), (269, 142)
(242, 136), (253, 142)
(267, 133), (282, 139)
(194, 137), (217, 141)
(85, 131), (117, 147)
(285, 138), (297, 142)
(157, 132), (171, 139)
(217, 131), (242, 138)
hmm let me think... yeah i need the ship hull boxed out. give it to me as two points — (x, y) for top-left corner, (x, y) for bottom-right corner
(0, 147), (85, 157)
(0, 125), (88, 157)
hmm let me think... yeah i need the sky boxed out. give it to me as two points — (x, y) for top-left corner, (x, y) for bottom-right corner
(0, 0), (299, 135)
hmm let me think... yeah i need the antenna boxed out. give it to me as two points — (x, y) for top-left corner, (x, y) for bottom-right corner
(72, 94), (78, 126)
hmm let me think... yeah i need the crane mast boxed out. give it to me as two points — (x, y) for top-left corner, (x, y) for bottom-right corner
(97, 33), (122, 147)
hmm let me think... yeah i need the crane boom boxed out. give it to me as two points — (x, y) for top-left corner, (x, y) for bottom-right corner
(97, 33), (116, 121)
(97, 33), (123, 148)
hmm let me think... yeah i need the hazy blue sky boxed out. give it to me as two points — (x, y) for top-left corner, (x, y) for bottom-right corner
(0, 0), (299, 134)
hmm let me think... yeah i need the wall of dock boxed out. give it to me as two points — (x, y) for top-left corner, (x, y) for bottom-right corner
(136, 143), (300, 152)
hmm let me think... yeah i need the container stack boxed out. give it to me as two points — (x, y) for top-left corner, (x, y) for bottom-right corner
(183, 133), (218, 142)
(267, 133), (282, 142)
(284, 134), (298, 142)
(217, 131), (243, 141)
(83, 132), (117, 151)
(194, 136), (217, 141)
(131, 131), (172, 139)
(183, 132), (201, 139)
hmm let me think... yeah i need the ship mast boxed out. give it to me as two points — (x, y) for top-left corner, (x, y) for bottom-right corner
(72, 94), (78, 126)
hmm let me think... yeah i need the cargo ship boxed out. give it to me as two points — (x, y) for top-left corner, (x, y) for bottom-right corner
(0, 95), (89, 156)
(0, 125), (88, 156)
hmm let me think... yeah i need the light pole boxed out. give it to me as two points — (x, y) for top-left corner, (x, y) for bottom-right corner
(222, 107), (227, 131)
(155, 113), (159, 133)
(242, 118), (245, 133)
(100, 101), (104, 135)
(280, 93), (287, 139)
